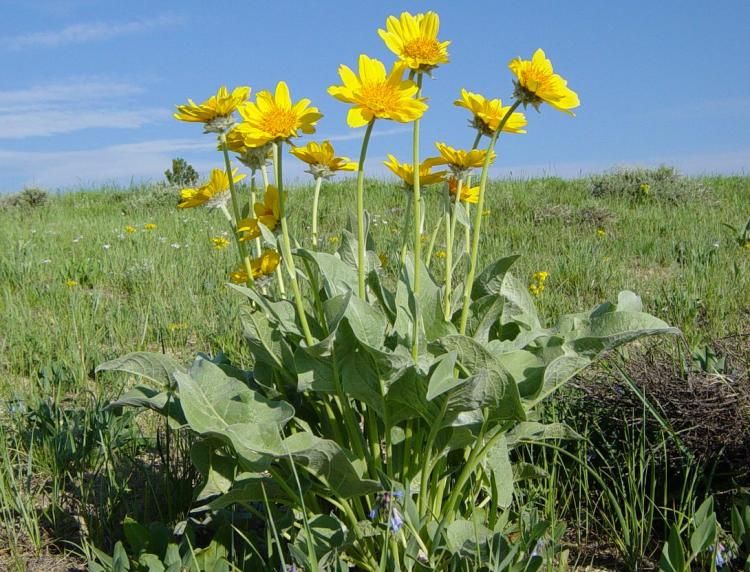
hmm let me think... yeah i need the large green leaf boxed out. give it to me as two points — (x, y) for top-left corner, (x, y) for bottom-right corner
(402, 253), (456, 342)
(483, 434), (514, 508)
(426, 350), (460, 401)
(282, 432), (381, 498)
(446, 368), (525, 422)
(564, 311), (679, 357)
(506, 422), (581, 448)
(175, 358), (294, 469)
(341, 293), (388, 349)
(500, 272), (542, 331)
(228, 283), (301, 336)
(492, 349), (545, 400)
(297, 249), (358, 298)
(109, 385), (187, 427)
(96, 352), (185, 388)
(472, 255), (520, 299)
(240, 306), (297, 386)
(469, 295), (505, 343)
(293, 514), (349, 565)
(191, 438), (239, 501)
(206, 472), (302, 509)
(444, 518), (493, 557)
(435, 335), (525, 421)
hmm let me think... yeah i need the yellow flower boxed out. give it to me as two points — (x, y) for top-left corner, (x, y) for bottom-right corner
(328, 55), (427, 127)
(177, 168), (246, 209)
(378, 11), (450, 71)
(211, 236), (231, 249)
(532, 271), (550, 283)
(167, 322), (189, 332)
(509, 49), (580, 114)
(434, 249), (447, 259)
(290, 141), (357, 179)
(124, 225), (137, 234)
(328, 236), (340, 244)
(255, 185), (283, 228)
(225, 132), (273, 171)
(448, 178), (480, 204)
(640, 183), (651, 195)
(454, 89), (528, 136)
(433, 142), (495, 174)
(596, 228), (606, 238)
(230, 250), (281, 284)
(384, 154), (446, 188)
(65, 279), (78, 287)
(236, 82), (322, 146)
(174, 86), (250, 131)
(237, 218), (262, 242)
(143, 223), (157, 231)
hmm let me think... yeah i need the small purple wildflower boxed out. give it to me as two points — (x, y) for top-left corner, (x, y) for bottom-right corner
(389, 507), (404, 533)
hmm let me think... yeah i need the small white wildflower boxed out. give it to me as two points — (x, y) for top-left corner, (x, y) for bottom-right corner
(40, 258), (52, 264)
(103, 244), (111, 250)
(170, 243), (181, 249)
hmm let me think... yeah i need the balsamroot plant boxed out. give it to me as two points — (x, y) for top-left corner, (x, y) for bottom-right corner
(99, 11), (678, 571)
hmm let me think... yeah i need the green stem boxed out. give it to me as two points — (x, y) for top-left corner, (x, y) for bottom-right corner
(424, 213), (441, 267)
(356, 120), (376, 299)
(443, 180), (457, 320)
(220, 136), (255, 287)
(458, 101), (522, 334)
(411, 73), (424, 359)
(471, 130), (482, 151)
(249, 173), (262, 258)
(398, 194), (412, 267)
(310, 176), (323, 248)
(433, 421), (512, 545)
(275, 141), (314, 346)
(419, 400), (447, 515)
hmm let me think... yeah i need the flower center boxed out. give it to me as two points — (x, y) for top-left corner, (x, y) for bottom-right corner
(402, 37), (441, 62)
(262, 107), (298, 136)
(522, 66), (551, 93)
(360, 83), (399, 113)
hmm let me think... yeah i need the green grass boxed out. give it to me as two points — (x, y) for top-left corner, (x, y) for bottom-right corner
(1, 176), (748, 397)
(0, 174), (748, 569)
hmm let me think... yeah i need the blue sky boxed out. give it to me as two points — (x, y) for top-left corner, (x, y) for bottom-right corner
(0, 0), (748, 192)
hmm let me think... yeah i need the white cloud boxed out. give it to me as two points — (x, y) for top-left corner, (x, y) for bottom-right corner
(0, 80), (144, 111)
(0, 79), (165, 138)
(2, 14), (183, 50)
(0, 138), (216, 190)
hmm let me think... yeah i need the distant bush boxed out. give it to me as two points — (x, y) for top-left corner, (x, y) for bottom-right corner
(164, 157), (199, 188)
(123, 183), (180, 211)
(0, 186), (49, 209)
(589, 165), (708, 201)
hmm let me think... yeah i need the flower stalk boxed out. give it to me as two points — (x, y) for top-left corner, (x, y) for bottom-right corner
(458, 100), (522, 334)
(411, 73), (423, 358)
(311, 176), (323, 248)
(355, 120), (376, 299)
(220, 135), (255, 287)
(275, 141), (314, 345)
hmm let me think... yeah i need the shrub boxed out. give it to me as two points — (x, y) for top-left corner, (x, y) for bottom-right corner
(589, 166), (708, 202)
(0, 187), (49, 209)
(164, 158), (199, 189)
